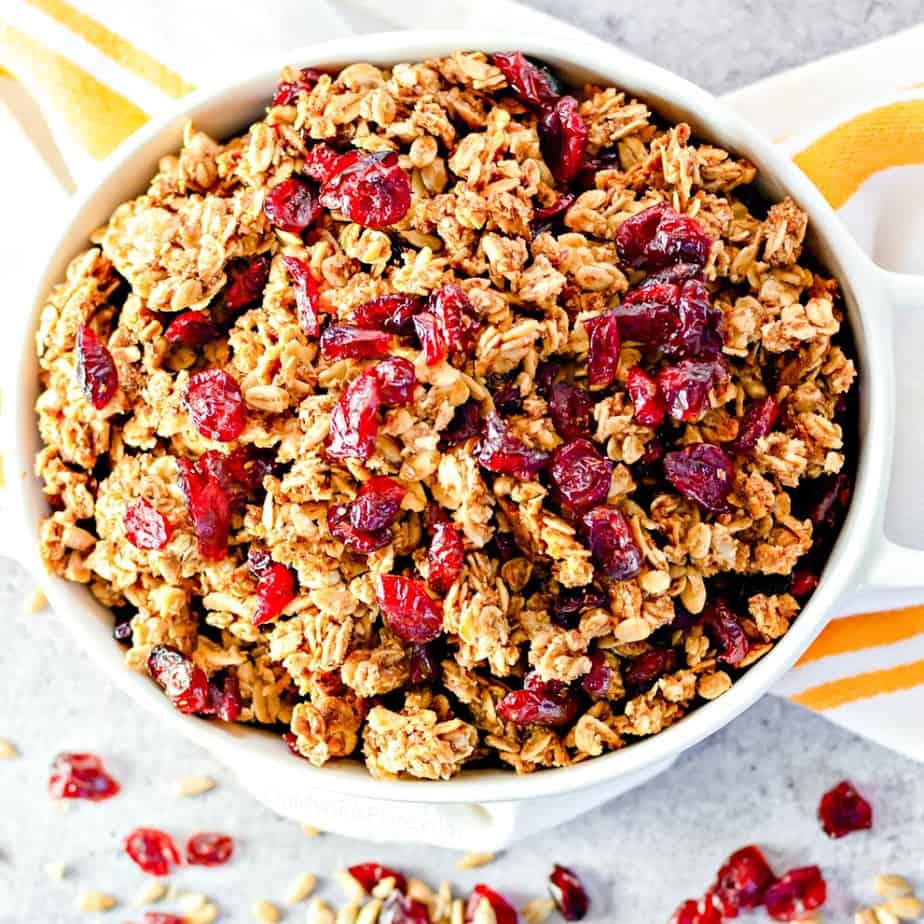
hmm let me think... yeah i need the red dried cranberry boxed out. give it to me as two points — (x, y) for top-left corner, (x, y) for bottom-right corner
(492, 51), (561, 108)
(124, 827), (181, 876)
(48, 753), (120, 801)
(283, 255), (322, 337)
(535, 360), (562, 397)
(549, 383), (594, 441)
(818, 780), (872, 839)
(626, 367), (666, 427)
(731, 396), (779, 452)
(466, 884), (518, 924)
(583, 506), (642, 580)
(532, 193), (576, 234)
(488, 374), (524, 415)
(583, 311), (621, 388)
(497, 674), (578, 728)
(147, 645), (209, 714)
(413, 312), (448, 366)
(283, 731), (303, 758)
(224, 255), (270, 312)
(551, 439), (613, 512)
(349, 862), (408, 894)
(304, 144), (362, 184)
(476, 412), (549, 479)
(143, 914), (186, 924)
(549, 864), (590, 921)
(379, 891), (431, 924)
(540, 96), (588, 185)
(272, 66), (322, 105)
(352, 293), (422, 334)
(764, 867), (827, 922)
(581, 651), (613, 699)
(625, 648), (678, 691)
(319, 150), (411, 228)
(321, 324), (392, 360)
(809, 473), (852, 533)
(253, 561), (296, 626)
(76, 325), (118, 409)
(328, 503), (391, 553)
(428, 522), (465, 594)
(377, 575), (443, 643)
(164, 310), (220, 346)
(205, 672), (242, 722)
(702, 600), (750, 666)
(178, 457), (231, 560)
(186, 832), (234, 867)
(428, 284), (476, 353)
(657, 359), (727, 423)
(670, 895), (723, 924)
(441, 399), (482, 449)
(714, 845), (776, 916)
(352, 477), (407, 531)
(185, 369), (246, 442)
(553, 585), (607, 629)
(206, 447), (268, 509)
(790, 570), (818, 598)
(124, 499), (171, 551)
(408, 643), (441, 685)
(247, 546), (272, 576)
(373, 356), (418, 406)
(616, 203), (712, 271)
(264, 177), (321, 233)
(664, 444), (735, 513)
(327, 369), (381, 460)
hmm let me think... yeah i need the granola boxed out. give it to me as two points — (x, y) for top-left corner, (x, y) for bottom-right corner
(34, 51), (857, 779)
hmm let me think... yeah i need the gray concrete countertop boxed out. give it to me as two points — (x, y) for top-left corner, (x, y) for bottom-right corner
(4, 2), (924, 922)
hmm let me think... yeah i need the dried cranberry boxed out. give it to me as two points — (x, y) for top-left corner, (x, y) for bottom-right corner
(497, 673), (578, 727)
(626, 367), (666, 427)
(583, 311), (621, 388)
(731, 396), (779, 452)
(408, 643), (441, 685)
(264, 177), (321, 233)
(552, 585), (607, 629)
(224, 255), (270, 313)
(540, 96), (588, 185)
(657, 359), (727, 423)
(328, 503), (391, 553)
(352, 477), (407, 531)
(428, 522), (465, 594)
(143, 914), (186, 924)
(664, 443), (735, 513)
(283, 255), (322, 337)
(551, 439), (613, 512)
(581, 651), (613, 699)
(440, 399), (482, 449)
(283, 731), (303, 758)
(164, 310), (220, 346)
(625, 648), (678, 691)
(532, 193), (576, 235)
(616, 203), (712, 271)
(790, 570), (818, 598)
(178, 456), (231, 560)
(466, 884), (518, 924)
(124, 827), (181, 876)
(713, 846), (776, 916)
(349, 862), (408, 894)
(321, 324), (392, 360)
(583, 506), (642, 580)
(376, 575), (443, 643)
(327, 369), (381, 460)
(48, 753), (120, 801)
(670, 895), (723, 924)
(352, 293), (422, 334)
(764, 867), (827, 922)
(413, 312), (448, 365)
(428, 284), (476, 353)
(379, 891), (431, 924)
(476, 412), (549, 479)
(549, 383), (594, 441)
(76, 325), (118, 409)
(319, 150), (411, 228)
(186, 832), (234, 867)
(702, 600), (750, 666)
(147, 645), (209, 714)
(818, 780), (872, 839)
(373, 356), (418, 406)
(492, 51), (561, 108)
(488, 374), (524, 416)
(113, 609), (133, 646)
(253, 561), (296, 626)
(807, 472), (852, 535)
(123, 499), (171, 551)
(272, 67), (323, 106)
(535, 360), (562, 397)
(304, 144), (361, 184)
(204, 672), (242, 722)
(185, 369), (246, 442)
(549, 864), (590, 921)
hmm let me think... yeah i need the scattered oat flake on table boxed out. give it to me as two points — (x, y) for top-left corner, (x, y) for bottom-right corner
(176, 774), (216, 797)
(521, 897), (556, 924)
(336, 901), (361, 923)
(302, 824), (323, 837)
(78, 891), (117, 912)
(0, 737), (18, 759)
(24, 587), (47, 614)
(285, 871), (317, 905)
(885, 895), (924, 919)
(457, 851), (497, 870)
(307, 898), (336, 924)
(874, 875), (914, 899)
(252, 898), (281, 923)
(133, 880), (168, 905)
(183, 904), (220, 924)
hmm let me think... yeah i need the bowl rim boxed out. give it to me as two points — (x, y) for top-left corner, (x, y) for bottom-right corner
(9, 29), (891, 804)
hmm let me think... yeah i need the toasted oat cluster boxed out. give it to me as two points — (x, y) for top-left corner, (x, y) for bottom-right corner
(35, 51), (856, 780)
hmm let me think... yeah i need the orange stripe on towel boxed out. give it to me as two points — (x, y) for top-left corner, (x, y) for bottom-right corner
(797, 605), (924, 666)
(790, 658), (924, 710)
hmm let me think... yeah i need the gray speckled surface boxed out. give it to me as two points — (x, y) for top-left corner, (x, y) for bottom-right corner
(4, 2), (924, 922)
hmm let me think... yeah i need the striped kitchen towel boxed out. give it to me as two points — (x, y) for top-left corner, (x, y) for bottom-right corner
(2, 0), (924, 759)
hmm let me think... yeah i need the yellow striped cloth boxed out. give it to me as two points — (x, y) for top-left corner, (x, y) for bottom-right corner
(2, 0), (923, 758)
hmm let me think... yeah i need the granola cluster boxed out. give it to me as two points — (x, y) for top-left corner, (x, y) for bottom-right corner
(35, 51), (856, 780)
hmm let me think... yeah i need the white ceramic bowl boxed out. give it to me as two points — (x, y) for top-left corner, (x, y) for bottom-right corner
(7, 30), (924, 847)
